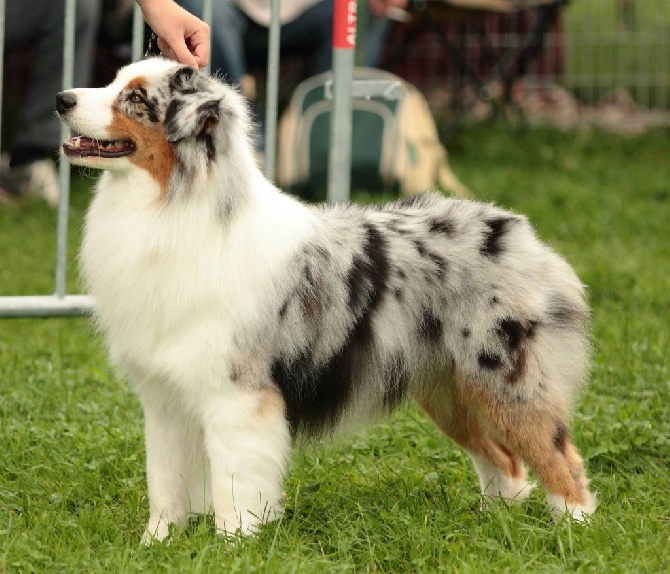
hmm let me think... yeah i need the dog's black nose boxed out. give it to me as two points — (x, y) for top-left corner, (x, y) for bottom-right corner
(56, 91), (77, 114)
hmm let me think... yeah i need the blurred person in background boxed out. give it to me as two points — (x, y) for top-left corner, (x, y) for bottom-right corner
(174, 0), (406, 146)
(0, 0), (101, 206)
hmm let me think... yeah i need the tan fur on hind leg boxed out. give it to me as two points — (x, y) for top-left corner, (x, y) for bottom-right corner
(461, 386), (596, 521)
(418, 384), (535, 504)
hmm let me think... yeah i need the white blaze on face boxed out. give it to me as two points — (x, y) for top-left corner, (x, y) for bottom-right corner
(61, 85), (117, 141)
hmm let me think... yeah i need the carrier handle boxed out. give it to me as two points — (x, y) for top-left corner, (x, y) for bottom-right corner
(325, 79), (405, 101)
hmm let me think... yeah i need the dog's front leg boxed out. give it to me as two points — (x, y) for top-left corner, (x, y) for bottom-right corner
(140, 397), (210, 545)
(200, 387), (291, 536)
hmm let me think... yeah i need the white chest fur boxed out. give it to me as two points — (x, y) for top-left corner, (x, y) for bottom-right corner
(81, 171), (316, 394)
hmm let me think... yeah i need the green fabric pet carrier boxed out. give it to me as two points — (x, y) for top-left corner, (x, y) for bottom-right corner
(277, 68), (468, 199)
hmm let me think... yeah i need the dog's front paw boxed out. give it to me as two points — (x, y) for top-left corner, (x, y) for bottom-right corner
(214, 506), (282, 538)
(141, 520), (171, 545)
(214, 511), (263, 537)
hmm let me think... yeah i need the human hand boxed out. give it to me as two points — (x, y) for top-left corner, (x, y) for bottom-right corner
(137, 0), (210, 68)
(367, 0), (409, 18)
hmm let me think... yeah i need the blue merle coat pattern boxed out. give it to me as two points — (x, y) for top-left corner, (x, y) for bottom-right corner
(57, 58), (596, 542)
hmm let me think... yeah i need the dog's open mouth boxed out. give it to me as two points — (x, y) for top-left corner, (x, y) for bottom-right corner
(63, 135), (136, 158)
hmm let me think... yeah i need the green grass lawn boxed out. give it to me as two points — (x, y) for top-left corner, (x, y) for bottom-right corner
(1, 125), (669, 572)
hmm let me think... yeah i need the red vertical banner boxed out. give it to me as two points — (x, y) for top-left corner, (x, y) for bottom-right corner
(333, 0), (357, 50)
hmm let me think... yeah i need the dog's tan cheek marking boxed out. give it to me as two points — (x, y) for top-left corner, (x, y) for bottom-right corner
(109, 107), (176, 198)
(107, 78), (176, 199)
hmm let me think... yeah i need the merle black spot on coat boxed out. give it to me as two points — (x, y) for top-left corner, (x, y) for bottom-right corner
(298, 263), (322, 319)
(382, 354), (409, 411)
(428, 217), (455, 235)
(497, 318), (525, 351)
(548, 294), (589, 328)
(481, 217), (513, 257)
(385, 219), (408, 234)
(418, 307), (443, 342)
(347, 223), (389, 320)
(478, 351), (503, 370)
(553, 422), (569, 453)
(272, 223), (392, 436)
(413, 239), (428, 258)
(271, 345), (356, 436)
(507, 348), (527, 384)
(198, 133), (216, 163)
(427, 251), (448, 278)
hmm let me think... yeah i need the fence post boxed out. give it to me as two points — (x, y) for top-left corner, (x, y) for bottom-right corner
(54, 0), (76, 299)
(132, 3), (145, 62)
(202, 0), (212, 75)
(264, 0), (282, 181)
(0, 0), (4, 160)
(327, 0), (357, 203)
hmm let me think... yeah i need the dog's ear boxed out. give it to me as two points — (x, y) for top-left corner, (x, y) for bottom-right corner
(169, 66), (198, 92)
(164, 66), (221, 143)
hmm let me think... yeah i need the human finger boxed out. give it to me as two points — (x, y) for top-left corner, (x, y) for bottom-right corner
(157, 36), (198, 68)
(186, 28), (210, 68)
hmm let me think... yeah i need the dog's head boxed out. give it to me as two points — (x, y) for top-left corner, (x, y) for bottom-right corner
(56, 58), (252, 196)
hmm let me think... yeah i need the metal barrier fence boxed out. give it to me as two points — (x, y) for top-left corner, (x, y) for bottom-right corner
(0, 0), (368, 318)
(563, 0), (669, 108)
(0, 0), (89, 317)
(386, 0), (669, 110)
(0, 0), (283, 317)
(2, 0), (667, 318)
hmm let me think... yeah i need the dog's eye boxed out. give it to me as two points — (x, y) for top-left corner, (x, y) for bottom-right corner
(129, 92), (144, 104)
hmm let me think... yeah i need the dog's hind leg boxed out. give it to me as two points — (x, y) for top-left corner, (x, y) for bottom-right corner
(200, 387), (291, 536)
(418, 384), (535, 504)
(461, 385), (596, 521)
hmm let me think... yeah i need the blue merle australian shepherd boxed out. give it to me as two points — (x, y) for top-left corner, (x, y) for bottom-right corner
(56, 57), (596, 543)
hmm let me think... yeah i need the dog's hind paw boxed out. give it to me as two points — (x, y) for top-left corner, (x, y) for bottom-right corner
(547, 492), (597, 523)
(471, 455), (536, 505)
(481, 477), (537, 509)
